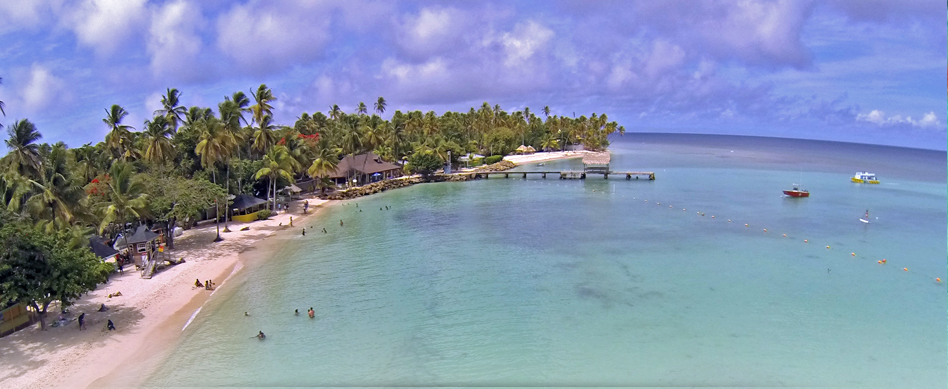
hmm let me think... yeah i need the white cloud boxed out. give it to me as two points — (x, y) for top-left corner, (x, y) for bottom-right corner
(501, 21), (554, 68)
(216, 1), (331, 74)
(144, 91), (163, 117)
(20, 64), (67, 113)
(856, 109), (942, 128)
(0, 0), (61, 34)
(147, 0), (203, 79)
(393, 7), (468, 60)
(62, 0), (148, 57)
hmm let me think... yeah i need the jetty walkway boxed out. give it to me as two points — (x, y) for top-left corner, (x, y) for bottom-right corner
(460, 170), (655, 180)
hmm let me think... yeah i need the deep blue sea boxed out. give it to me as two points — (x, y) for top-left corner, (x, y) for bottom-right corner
(144, 134), (946, 387)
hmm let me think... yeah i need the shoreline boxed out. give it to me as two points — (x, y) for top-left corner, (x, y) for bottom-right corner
(0, 152), (583, 389)
(0, 198), (333, 389)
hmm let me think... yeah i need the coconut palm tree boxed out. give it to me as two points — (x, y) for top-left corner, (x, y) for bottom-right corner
(307, 139), (339, 194)
(3, 119), (43, 179)
(26, 144), (83, 231)
(542, 105), (551, 118)
(374, 97), (386, 116)
(250, 84), (275, 126)
(194, 116), (233, 241)
(255, 145), (299, 212)
(97, 162), (149, 246)
(154, 88), (187, 132)
(329, 104), (342, 121)
(252, 114), (278, 154)
(103, 104), (137, 161)
(142, 116), (175, 164)
(357, 102), (368, 116)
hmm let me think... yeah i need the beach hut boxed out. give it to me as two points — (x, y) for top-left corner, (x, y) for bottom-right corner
(230, 194), (268, 222)
(113, 225), (160, 254)
(582, 152), (611, 174)
(327, 152), (402, 187)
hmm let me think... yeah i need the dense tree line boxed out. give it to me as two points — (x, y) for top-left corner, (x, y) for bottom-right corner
(0, 83), (624, 324)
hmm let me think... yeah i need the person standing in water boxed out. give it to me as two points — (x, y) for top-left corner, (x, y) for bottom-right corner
(308, 307), (315, 318)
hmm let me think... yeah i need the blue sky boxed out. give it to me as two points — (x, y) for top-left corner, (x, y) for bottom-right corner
(0, 0), (945, 150)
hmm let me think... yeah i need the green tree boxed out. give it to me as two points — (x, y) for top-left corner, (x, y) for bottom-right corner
(374, 97), (386, 116)
(103, 104), (137, 161)
(2, 119), (43, 179)
(0, 213), (111, 330)
(255, 145), (299, 212)
(250, 84), (275, 126)
(97, 162), (149, 246)
(143, 167), (225, 249)
(252, 115), (277, 154)
(25, 144), (83, 231)
(154, 88), (187, 132)
(307, 139), (339, 194)
(143, 116), (176, 164)
(407, 149), (443, 178)
(357, 102), (368, 116)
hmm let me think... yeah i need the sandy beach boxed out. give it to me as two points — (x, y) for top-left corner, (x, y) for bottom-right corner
(502, 150), (592, 165)
(0, 152), (587, 389)
(0, 198), (331, 389)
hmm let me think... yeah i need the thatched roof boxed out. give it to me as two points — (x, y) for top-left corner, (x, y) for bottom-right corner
(582, 152), (611, 165)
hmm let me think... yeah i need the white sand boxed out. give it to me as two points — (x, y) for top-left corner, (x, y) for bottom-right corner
(0, 197), (332, 389)
(502, 150), (593, 165)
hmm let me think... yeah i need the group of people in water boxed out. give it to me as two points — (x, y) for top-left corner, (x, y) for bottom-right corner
(255, 307), (316, 340)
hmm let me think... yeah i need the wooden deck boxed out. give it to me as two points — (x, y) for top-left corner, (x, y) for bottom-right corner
(460, 171), (655, 180)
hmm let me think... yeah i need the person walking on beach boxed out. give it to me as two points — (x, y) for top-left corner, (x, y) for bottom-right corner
(78, 313), (86, 330)
(322, 228), (327, 234)
(290, 216), (293, 227)
(107, 319), (116, 331)
(302, 228), (306, 236)
(340, 220), (343, 227)
(304, 201), (309, 213)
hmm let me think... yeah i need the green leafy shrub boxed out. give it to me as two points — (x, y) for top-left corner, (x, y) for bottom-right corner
(484, 155), (504, 164)
(256, 209), (272, 220)
(471, 157), (484, 166)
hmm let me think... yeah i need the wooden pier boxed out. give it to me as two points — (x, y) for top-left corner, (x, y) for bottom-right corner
(461, 171), (655, 180)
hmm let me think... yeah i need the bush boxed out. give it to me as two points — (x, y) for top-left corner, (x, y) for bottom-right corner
(471, 157), (484, 166)
(256, 209), (272, 220)
(484, 155), (504, 164)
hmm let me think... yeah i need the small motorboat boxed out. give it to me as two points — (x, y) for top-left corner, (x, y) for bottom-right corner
(783, 185), (809, 198)
(851, 172), (880, 184)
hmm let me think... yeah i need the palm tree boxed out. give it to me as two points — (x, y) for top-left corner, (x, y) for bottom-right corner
(374, 97), (386, 116)
(252, 114), (277, 154)
(329, 104), (342, 121)
(255, 145), (299, 212)
(26, 144), (83, 231)
(218, 98), (246, 232)
(307, 140), (339, 194)
(250, 84), (275, 126)
(357, 102), (368, 116)
(542, 105), (551, 119)
(154, 88), (187, 132)
(103, 104), (136, 161)
(2, 119), (43, 179)
(142, 116), (175, 164)
(97, 162), (149, 247)
(194, 117), (233, 241)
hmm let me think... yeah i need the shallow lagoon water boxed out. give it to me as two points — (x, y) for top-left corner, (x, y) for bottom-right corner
(145, 135), (946, 387)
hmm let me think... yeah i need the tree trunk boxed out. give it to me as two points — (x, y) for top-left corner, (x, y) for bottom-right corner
(167, 216), (176, 249)
(223, 161), (231, 232)
(212, 171), (221, 242)
(32, 301), (51, 330)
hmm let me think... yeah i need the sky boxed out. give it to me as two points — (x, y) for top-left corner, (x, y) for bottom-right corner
(0, 0), (945, 150)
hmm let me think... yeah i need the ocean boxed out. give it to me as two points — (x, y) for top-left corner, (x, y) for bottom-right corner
(143, 134), (946, 387)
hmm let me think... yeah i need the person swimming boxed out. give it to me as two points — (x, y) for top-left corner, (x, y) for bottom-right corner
(257, 331), (266, 340)
(245, 311), (250, 316)
(295, 309), (299, 315)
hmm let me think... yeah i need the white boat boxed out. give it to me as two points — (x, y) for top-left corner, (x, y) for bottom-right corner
(860, 210), (871, 224)
(851, 172), (880, 184)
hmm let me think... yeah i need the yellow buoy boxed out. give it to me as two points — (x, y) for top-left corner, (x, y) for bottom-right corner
(937, 278), (942, 283)
(826, 245), (830, 249)
(877, 260), (882, 264)
(851, 252), (855, 257)
(903, 268), (908, 272)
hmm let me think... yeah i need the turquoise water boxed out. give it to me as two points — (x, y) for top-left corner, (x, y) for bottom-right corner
(145, 135), (946, 387)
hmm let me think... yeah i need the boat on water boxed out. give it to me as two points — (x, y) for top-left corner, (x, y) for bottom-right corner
(783, 185), (809, 197)
(851, 172), (880, 184)
(860, 210), (871, 224)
